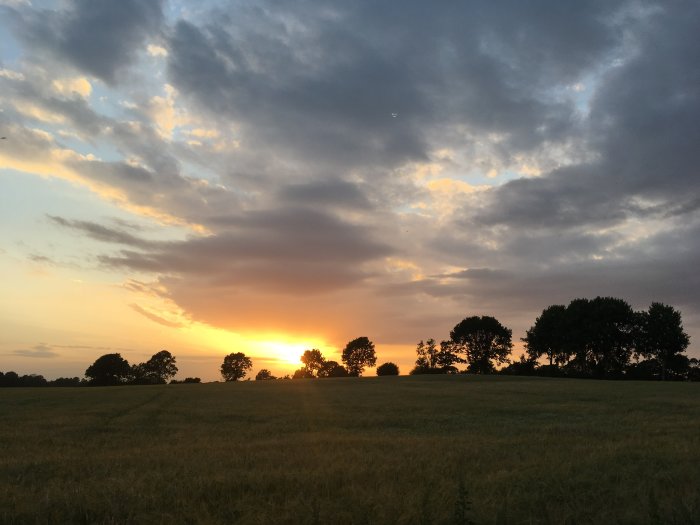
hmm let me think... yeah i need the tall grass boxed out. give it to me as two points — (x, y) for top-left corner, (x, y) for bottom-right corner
(1, 375), (699, 523)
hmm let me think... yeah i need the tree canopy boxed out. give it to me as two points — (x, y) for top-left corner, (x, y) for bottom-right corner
(221, 352), (253, 382)
(341, 337), (376, 377)
(301, 349), (325, 377)
(450, 316), (512, 374)
(636, 302), (690, 380)
(85, 353), (132, 386)
(376, 362), (399, 376)
(133, 350), (178, 384)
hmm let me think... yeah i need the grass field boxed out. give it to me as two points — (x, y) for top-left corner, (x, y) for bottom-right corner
(1, 375), (699, 524)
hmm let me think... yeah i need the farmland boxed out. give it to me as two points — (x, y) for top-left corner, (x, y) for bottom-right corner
(1, 375), (699, 524)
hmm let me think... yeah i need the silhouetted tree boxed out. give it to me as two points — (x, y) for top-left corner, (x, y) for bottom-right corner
(499, 354), (537, 376)
(376, 362), (399, 376)
(220, 352), (253, 381)
(566, 297), (636, 378)
(49, 377), (82, 387)
(255, 369), (276, 380)
(85, 353), (132, 385)
(317, 360), (349, 378)
(170, 377), (201, 384)
(342, 337), (376, 376)
(415, 339), (439, 368)
(0, 371), (19, 387)
(412, 339), (461, 374)
(147, 350), (178, 383)
(450, 316), (512, 374)
(436, 340), (462, 371)
(523, 304), (570, 366)
(301, 349), (325, 377)
(688, 358), (700, 382)
(292, 367), (314, 379)
(636, 302), (690, 381)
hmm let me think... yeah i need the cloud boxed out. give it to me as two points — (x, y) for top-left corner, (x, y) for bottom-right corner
(129, 304), (185, 328)
(48, 215), (154, 248)
(12, 344), (59, 358)
(3, 0), (700, 355)
(9, 0), (164, 84)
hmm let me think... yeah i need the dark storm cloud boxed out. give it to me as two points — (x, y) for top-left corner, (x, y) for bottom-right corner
(9, 0), (164, 84)
(472, 1), (700, 231)
(165, 1), (623, 172)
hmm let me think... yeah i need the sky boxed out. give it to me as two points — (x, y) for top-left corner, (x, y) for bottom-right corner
(1, 0), (699, 381)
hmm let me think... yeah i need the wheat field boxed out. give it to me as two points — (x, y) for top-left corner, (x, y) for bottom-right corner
(1, 375), (699, 524)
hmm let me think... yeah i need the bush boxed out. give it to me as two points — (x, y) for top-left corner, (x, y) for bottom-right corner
(376, 362), (399, 376)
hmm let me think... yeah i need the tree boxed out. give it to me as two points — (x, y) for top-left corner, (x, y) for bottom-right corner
(523, 304), (570, 366)
(220, 352), (253, 381)
(450, 316), (512, 374)
(300, 349), (325, 377)
(255, 369), (276, 381)
(146, 350), (178, 383)
(317, 360), (349, 378)
(131, 350), (178, 384)
(566, 297), (636, 378)
(292, 367), (314, 379)
(341, 336), (376, 377)
(412, 339), (461, 374)
(85, 353), (132, 385)
(376, 362), (399, 376)
(636, 302), (690, 381)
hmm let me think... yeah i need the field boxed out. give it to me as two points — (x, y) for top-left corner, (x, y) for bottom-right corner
(1, 376), (699, 524)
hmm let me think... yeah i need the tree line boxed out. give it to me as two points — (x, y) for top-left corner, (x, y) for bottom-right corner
(2, 296), (697, 386)
(408, 298), (698, 381)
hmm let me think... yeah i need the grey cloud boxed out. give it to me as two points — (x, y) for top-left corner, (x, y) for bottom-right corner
(129, 304), (185, 328)
(277, 180), (372, 210)
(12, 344), (59, 359)
(11, 0), (164, 84)
(99, 208), (393, 294)
(48, 215), (153, 248)
(165, 1), (624, 173)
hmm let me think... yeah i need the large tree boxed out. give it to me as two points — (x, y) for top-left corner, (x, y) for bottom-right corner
(450, 316), (512, 374)
(341, 337), (376, 377)
(636, 302), (690, 381)
(133, 350), (178, 384)
(221, 352), (253, 382)
(300, 349), (325, 377)
(85, 353), (132, 386)
(566, 297), (636, 378)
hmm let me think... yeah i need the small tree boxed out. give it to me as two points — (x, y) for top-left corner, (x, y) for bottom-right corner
(317, 360), (349, 378)
(221, 352), (253, 382)
(450, 316), (512, 374)
(376, 362), (399, 376)
(341, 336), (376, 377)
(255, 369), (276, 381)
(636, 302), (690, 381)
(85, 353), (132, 385)
(301, 349), (325, 377)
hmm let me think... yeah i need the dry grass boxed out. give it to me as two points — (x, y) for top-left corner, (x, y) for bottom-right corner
(1, 375), (699, 524)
